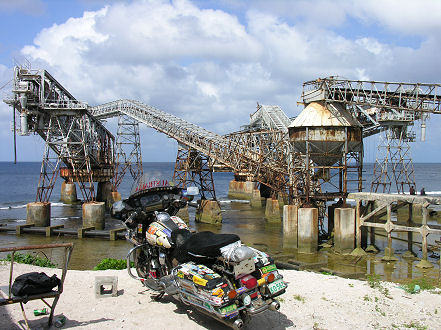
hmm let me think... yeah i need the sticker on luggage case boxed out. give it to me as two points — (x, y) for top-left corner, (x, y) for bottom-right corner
(261, 264), (277, 274)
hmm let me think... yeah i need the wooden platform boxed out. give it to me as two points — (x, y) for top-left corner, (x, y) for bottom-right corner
(0, 224), (126, 240)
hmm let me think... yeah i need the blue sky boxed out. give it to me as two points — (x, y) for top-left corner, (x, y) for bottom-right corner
(0, 0), (441, 163)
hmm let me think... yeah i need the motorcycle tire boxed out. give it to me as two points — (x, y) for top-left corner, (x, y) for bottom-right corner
(134, 247), (162, 291)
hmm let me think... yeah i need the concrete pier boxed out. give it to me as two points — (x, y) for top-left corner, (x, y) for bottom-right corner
(283, 204), (298, 249)
(265, 198), (281, 222)
(297, 207), (318, 254)
(250, 189), (263, 208)
(228, 180), (255, 200)
(334, 208), (355, 254)
(60, 181), (78, 204)
(82, 202), (105, 230)
(176, 206), (189, 223)
(96, 182), (113, 208)
(26, 202), (51, 227)
(195, 200), (222, 224)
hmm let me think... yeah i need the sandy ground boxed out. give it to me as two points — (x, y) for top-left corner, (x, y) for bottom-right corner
(1, 263), (441, 330)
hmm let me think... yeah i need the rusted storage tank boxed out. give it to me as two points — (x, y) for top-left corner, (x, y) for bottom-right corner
(288, 101), (362, 166)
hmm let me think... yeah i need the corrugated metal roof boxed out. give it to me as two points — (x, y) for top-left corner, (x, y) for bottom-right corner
(289, 102), (360, 128)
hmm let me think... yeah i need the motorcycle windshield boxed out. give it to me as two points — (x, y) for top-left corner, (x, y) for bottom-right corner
(130, 173), (175, 196)
(156, 212), (179, 231)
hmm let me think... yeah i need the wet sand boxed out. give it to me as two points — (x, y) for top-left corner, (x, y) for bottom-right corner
(1, 263), (441, 330)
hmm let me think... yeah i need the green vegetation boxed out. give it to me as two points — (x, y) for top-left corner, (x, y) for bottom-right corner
(375, 304), (386, 316)
(348, 283), (354, 287)
(402, 277), (435, 294)
(363, 294), (371, 302)
(1, 252), (56, 268)
(321, 271), (333, 275)
(366, 273), (392, 299)
(94, 258), (133, 270)
(292, 294), (305, 303)
(401, 321), (427, 330)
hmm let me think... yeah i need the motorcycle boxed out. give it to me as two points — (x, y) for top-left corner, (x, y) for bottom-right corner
(111, 174), (287, 329)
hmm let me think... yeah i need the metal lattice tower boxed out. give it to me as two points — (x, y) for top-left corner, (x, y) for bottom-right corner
(371, 125), (416, 193)
(113, 114), (143, 190)
(173, 144), (217, 200)
(4, 66), (114, 202)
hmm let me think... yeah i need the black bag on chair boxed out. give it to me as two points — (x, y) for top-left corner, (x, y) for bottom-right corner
(11, 272), (60, 297)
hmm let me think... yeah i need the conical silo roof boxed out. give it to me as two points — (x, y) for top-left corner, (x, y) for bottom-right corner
(289, 102), (360, 128)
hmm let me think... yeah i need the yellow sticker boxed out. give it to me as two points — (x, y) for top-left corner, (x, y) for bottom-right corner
(212, 287), (224, 297)
(193, 276), (208, 286)
(177, 271), (184, 278)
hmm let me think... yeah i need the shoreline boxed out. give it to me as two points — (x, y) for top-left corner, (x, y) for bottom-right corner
(1, 263), (441, 329)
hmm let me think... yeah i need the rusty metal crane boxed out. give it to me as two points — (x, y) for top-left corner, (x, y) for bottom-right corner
(4, 66), (114, 202)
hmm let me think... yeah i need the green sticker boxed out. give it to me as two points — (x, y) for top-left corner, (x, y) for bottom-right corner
(220, 304), (237, 314)
(261, 264), (277, 274)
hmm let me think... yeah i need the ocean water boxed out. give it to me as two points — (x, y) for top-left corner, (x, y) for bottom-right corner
(0, 162), (440, 279)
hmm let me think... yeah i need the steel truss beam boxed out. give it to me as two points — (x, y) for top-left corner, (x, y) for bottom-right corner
(91, 100), (289, 193)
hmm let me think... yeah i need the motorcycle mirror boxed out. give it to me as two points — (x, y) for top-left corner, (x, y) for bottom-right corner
(185, 186), (199, 196)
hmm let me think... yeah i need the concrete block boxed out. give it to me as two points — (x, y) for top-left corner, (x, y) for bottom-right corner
(26, 202), (51, 227)
(60, 182), (78, 204)
(265, 198), (281, 222)
(82, 202), (105, 230)
(95, 276), (118, 298)
(283, 205), (298, 249)
(46, 224), (64, 237)
(175, 206), (189, 223)
(298, 208), (318, 254)
(228, 180), (255, 200)
(110, 228), (125, 241)
(16, 224), (34, 236)
(334, 208), (356, 254)
(78, 226), (95, 239)
(195, 200), (222, 224)
(250, 189), (263, 208)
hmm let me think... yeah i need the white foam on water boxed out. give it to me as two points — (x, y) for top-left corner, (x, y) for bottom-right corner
(219, 199), (250, 204)
(0, 204), (27, 210)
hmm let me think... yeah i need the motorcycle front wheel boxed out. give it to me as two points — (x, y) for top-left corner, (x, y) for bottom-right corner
(133, 246), (163, 291)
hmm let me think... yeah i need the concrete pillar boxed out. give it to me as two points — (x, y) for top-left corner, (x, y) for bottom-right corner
(96, 181), (113, 208)
(82, 202), (105, 230)
(334, 208), (355, 254)
(283, 204), (298, 249)
(250, 189), (262, 208)
(195, 200), (222, 224)
(298, 207), (318, 254)
(26, 202), (51, 227)
(265, 198), (281, 222)
(176, 206), (189, 223)
(228, 180), (254, 200)
(60, 181), (78, 204)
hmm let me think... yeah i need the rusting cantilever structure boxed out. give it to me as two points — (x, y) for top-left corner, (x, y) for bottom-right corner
(0, 243), (74, 328)
(91, 99), (290, 193)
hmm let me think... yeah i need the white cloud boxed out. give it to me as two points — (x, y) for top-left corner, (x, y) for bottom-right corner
(3, 0), (440, 162)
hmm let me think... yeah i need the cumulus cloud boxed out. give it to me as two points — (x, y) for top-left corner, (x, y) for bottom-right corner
(3, 0), (441, 162)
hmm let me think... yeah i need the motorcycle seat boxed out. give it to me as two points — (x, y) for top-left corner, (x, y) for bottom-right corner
(174, 231), (240, 262)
